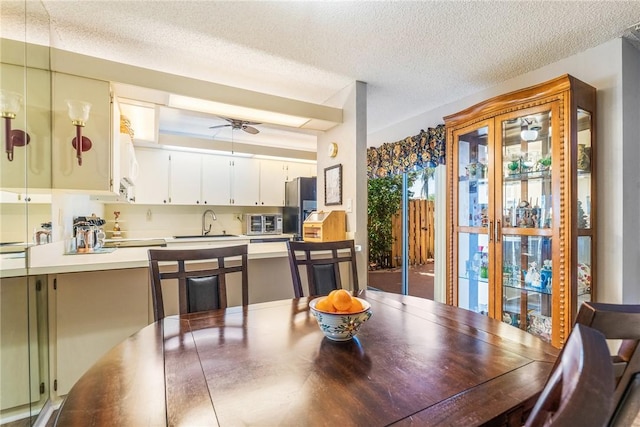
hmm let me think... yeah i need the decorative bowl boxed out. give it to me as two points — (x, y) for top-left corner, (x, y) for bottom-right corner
(309, 297), (372, 341)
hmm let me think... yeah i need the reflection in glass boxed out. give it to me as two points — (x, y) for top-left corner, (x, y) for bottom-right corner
(457, 232), (489, 315)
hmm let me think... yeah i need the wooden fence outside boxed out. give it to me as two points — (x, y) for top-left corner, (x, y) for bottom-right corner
(391, 199), (435, 267)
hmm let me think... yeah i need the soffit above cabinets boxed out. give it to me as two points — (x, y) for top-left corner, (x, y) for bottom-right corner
(114, 84), (320, 155)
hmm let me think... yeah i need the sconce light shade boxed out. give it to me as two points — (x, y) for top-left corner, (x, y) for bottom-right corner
(1, 90), (22, 117)
(1, 89), (30, 161)
(66, 100), (92, 166)
(67, 100), (92, 124)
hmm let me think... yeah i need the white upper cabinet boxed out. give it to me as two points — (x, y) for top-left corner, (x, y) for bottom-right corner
(134, 147), (170, 204)
(132, 147), (311, 207)
(52, 72), (113, 192)
(201, 154), (232, 206)
(169, 151), (202, 205)
(231, 157), (260, 206)
(284, 161), (316, 181)
(259, 159), (285, 206)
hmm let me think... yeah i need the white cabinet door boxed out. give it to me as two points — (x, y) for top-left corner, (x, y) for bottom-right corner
(134, 148), (170, 204)
(231, 157), (260, 206)
(285, 161), (316, 181)
(169, 151), (202, 205)
(259, 159), (285, 206)
(52, 72), (113, 192)
(201, 154), (232, 206)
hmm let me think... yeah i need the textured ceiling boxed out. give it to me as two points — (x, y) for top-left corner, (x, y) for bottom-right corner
(4, 1), (640, 140)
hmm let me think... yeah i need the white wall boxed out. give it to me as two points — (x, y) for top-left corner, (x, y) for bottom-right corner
(318, 81), (368, 285)
(621, 39), (640, 303)
(369, 37), (640, 304)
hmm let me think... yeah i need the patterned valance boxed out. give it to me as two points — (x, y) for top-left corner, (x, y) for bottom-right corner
(367, 125), (446, 179)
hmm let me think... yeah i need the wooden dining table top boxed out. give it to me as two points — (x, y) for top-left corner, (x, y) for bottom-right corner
(54, 290), (559, 427)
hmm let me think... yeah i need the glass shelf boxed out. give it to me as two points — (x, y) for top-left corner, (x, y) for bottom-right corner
(503, 282), (552, 295)
(503, 169), (551, 181)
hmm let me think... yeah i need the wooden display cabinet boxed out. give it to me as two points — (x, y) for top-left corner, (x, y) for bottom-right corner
(302, 210), (346, 242)
(445, 75), (596, 348)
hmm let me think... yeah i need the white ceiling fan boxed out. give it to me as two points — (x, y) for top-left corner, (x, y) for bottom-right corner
(209, 117), (261, 135)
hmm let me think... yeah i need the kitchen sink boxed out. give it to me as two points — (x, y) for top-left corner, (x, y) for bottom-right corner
(173, 234), (238, 239)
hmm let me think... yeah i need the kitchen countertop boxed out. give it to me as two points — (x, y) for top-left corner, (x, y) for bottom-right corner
(25, 236), (292, 276)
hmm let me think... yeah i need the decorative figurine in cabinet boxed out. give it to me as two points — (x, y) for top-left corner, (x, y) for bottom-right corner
(445, 75), (596, 348)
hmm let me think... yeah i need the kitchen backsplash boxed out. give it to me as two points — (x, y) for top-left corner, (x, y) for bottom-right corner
(102, 204), (283, 239)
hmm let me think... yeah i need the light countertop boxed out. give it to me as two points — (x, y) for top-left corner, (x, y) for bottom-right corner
(25, 238), (291, 276)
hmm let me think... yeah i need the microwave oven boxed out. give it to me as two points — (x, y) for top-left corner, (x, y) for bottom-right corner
(245, 214), (283, 235)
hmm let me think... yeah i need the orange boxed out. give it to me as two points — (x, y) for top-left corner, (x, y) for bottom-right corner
(348, 297), (364, 313)
(315, 297), (336, 312)
(332, 289), (353, 312)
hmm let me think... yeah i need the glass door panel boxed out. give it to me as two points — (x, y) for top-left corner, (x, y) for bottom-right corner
(457, 232), (489, 315)
(577, 236), (592, 308)
(501, 235), (553, 342)
(457, 127), (489, 228)
(455, 125), (490, 315)
(501, 111), (553, 230)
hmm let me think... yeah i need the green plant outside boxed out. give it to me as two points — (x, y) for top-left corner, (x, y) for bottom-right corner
(367, 173), (417, 268)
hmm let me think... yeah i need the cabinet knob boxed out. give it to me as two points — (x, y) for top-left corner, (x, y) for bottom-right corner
(196, 200), (200, 204)
(204, 201), (207, 204)
(163, 200), (167, 204)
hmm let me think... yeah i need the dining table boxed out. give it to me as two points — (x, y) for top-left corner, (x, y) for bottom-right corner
(54, 290), (558, 426)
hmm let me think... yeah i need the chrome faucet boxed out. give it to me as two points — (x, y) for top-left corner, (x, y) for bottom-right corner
(202, 209), (217, 235)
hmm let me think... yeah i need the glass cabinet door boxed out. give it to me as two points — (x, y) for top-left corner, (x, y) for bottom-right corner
(496, 107), (555, 342)
(501, 235), (553, 341)
(455, 124), (490, 315)
(576, 108), (593, 310)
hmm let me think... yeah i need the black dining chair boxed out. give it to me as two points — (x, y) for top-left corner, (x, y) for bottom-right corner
(524, 324), (615, 427)
(148, 245), (248, 321)
(572, 302), (640, 426)
(286, 240), (359, 298)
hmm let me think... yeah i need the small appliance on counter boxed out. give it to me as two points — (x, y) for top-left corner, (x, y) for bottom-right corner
(72, 214), (107, 253)
(244, 214), (283, 235)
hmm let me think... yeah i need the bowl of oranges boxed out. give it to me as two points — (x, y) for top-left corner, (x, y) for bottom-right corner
(309, 289), (372, 341)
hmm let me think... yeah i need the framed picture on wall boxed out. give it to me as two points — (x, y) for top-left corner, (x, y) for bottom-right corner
(324, 164), (342, 206)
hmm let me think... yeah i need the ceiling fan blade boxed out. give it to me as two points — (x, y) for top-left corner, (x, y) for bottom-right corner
(242, 125), (260, 134)
(209, 124), (231, 130)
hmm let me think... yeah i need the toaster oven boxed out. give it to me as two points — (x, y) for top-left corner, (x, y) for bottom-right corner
(245, 214), (283, 235)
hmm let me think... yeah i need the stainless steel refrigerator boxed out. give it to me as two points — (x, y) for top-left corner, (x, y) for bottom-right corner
(284, 177), (316, 240)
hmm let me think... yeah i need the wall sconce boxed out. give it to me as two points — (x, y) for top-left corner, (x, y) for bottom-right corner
(520, 118), (541, 142)
(67, 99), (92, 166)
(1, 89), (30, 161)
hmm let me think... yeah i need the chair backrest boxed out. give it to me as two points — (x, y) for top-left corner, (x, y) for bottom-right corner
(574, 302), (640, 404)
(286, 239), (359, 298)
(525, 324), (614, 427)
(148, 245), (248, 321)
(573, 302), (640, 426)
